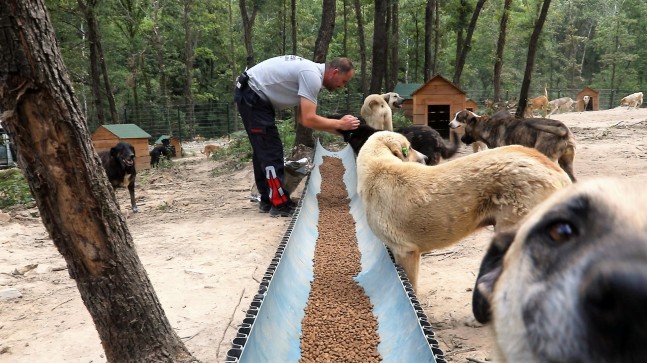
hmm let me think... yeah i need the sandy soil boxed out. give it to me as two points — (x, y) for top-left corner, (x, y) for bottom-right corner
(1, 107), (646, 363)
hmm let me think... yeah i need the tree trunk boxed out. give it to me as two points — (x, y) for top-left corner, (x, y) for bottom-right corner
(239, 0), (258, 67)
(387, 0), (399, 91)
(453, 0), (487, 86)
(77, 0), (105, 125)
(369, 0), (387, 93)
(353, 0), (368, 96)
(423, 0), (433, 81)
(493, 0), (512, 102)
(183, 0), (196, 136)
(313, 0), (335, 63)
(0, 2), (198, 362)
(432, 0), (439, 75)
(515, 0), (551, 118)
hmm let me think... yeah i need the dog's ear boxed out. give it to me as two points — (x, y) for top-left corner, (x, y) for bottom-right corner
(472, 230), (515, 324)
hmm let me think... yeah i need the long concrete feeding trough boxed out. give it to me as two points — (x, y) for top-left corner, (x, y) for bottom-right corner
(226, 142), (447, 363)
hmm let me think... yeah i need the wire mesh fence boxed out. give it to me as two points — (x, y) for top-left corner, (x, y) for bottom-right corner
(88, 88), (641, 144)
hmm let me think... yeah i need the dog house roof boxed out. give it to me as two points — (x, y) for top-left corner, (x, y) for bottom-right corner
(100, 124), (151, 139)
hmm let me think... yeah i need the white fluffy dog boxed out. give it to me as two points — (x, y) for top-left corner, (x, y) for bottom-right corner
(356, 131), (572, 290)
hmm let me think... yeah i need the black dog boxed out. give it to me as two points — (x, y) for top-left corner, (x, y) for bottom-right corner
(149, 145), (173, 167)
(395, 125), (461, 166)
(339, 123), (460, 166)
(99, 142), (139, 213)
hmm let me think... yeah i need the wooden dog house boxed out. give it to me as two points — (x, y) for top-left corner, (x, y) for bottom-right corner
(411, 75), (471, 138)
(576, 87), (599, 111)
(92, 124), (151, 171)
(394, 78), (477, 139)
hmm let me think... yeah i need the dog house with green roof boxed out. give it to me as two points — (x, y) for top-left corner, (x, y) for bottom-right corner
(92, 123), (151, 171)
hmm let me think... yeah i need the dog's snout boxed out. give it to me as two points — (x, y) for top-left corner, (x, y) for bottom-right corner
(582, 261), (647, 353)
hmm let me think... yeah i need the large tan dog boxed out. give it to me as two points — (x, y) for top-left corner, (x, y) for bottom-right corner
(472, 178), (647, 363)
(360, 92), (404, 131)
(449, 109), (577, 182)
(356, 131), (572, 290)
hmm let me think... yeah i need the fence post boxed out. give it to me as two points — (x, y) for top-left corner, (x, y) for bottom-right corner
(123, 107), (128, 123)
(177, 107), (182, 141)
(610, 90), (616, 109)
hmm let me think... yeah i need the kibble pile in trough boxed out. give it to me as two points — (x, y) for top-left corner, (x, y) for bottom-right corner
(299, 156), (382, 362)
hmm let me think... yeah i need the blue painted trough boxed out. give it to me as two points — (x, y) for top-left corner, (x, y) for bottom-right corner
(226, 142), (446, 363)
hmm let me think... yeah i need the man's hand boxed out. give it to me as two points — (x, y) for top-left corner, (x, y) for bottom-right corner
(337, 114), (360, 130)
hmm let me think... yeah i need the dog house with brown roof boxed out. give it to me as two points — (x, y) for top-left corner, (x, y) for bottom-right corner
(576, 87), (599, 111)
(92, 124), (151, 171)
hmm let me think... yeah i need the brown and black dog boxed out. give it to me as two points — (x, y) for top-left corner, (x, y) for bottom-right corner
(339, 123), (460, 166)
(449, 109), (577, 182)
(99, 142), (139, 213)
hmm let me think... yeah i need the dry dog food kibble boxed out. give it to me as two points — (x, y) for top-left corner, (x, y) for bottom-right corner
(299, 156), (381, 362)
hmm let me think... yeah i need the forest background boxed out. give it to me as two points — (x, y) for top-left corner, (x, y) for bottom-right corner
(46, 0), (646, 139)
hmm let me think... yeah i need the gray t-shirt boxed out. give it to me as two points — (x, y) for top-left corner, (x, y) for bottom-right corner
(246, 55), (324, 111)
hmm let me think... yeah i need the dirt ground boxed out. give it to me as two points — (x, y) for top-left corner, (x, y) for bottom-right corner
(1, 107), (646, 363)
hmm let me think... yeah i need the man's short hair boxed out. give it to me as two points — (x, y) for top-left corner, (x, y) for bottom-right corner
(327, 57), (354, 74)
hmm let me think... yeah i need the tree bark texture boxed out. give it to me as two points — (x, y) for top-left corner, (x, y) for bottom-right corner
(0, 2), (198, 362)
(515, 0), (551, 118)
(493, 0), (512, 102)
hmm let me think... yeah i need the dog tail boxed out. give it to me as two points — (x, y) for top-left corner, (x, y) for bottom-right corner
(527, 122), (568, 137)
(544, 85), (548, 99)
(442, 130), (462, 159)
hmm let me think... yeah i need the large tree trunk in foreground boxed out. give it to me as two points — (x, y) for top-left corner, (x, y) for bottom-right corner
(0, 2), (198, 362)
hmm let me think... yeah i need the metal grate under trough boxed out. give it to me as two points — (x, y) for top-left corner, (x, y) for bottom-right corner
(225, 142), (446, 363)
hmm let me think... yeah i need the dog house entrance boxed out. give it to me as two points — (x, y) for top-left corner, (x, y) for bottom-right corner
(427, 105), (450, 138)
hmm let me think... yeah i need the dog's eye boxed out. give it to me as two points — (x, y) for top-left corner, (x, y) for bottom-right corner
(546, 221), (576, 242)
(402, 147), (408, 157)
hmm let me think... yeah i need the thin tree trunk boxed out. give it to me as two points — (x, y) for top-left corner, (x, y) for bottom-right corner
(493, 0), (512, 102)
(432, 0), (439, 75)
(423, 0), (433, 81)
(183, 0), (196, 136)
(77, 0), (105, 125)
(387, 0), (399, 91)
(353, 0), (368, 96)
(515, 0), (552, 118)
(370, 0), (388, 93)
(453, 0), (487, 86)
(0, 2), (198, 361)
(239, 0), (258, 67)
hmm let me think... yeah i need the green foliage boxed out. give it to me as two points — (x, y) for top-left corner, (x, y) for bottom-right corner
(44, 0), (646, 127)
(0, 169), (35, 209)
